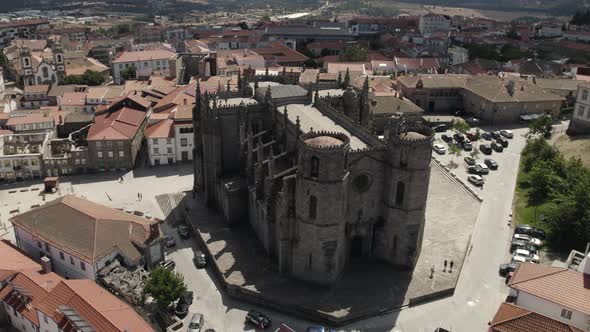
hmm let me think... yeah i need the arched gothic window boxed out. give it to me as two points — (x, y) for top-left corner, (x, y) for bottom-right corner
(309, 196), (317, 219)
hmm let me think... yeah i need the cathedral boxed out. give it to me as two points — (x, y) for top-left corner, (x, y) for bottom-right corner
(192, 76), (434, 285)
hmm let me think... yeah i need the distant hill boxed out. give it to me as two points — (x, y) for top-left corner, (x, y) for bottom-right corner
(402, 0), (588, 16)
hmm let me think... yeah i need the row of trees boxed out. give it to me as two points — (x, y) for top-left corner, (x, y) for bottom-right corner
(520, 137), (590, 251)
(62, 70), (106, 86)
(571, 9), (590, 26)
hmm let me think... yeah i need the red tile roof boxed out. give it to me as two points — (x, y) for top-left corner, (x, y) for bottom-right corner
(112, 50), (176, 64)
(88, 107), (145, 141)
(490, 302), (584, 332)
(145, 119), (174, 139)
(508, 263), (590, 316)
(253, 42), (308, 64)
(0, 240), (42, 282)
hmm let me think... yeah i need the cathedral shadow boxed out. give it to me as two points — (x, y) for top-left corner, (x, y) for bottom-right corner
(179, 194), (407, 329)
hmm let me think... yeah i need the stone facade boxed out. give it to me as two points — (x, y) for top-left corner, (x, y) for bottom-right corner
(193, 81), (434, 285)
(567, 83), (590, 135)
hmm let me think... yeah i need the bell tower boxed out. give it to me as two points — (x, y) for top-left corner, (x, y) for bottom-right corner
(52, 45), (65, 81)
(20, 47), (34, 86)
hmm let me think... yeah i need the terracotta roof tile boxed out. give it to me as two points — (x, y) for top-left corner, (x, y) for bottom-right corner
(508, 263), (590, 316)
(145, 119), (174, 138)
(87, 107), (145, 141)
(113, 50), (176, 64)
(490, 302), (584, 332)
(9, 195), (159, 264)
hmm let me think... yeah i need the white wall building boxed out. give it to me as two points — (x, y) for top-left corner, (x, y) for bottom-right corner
(0, 132), (47, 182)
(173, 105), (194, 162)
(146, 119), (176, 166)
(448, 46), (469, 65)
(112, 49), (176, 84)
(508, 262), (590, 331)
(419, 14), (451, 35)
(567, 82), (590, 134)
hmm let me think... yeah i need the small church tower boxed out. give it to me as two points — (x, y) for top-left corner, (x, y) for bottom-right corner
(52, 44), (65, 81)
(20, 47), (34, 86)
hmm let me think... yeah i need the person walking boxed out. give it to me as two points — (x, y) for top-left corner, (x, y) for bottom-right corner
(449, 260), (454, 273)
(430, 265), (435, 279)
(443, 259), (448, 272)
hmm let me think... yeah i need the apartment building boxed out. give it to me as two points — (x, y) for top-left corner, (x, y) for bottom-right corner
(10, 195), (164, 280)
(0, 132), (47, 182)
(567, 82), (590, 135)
(419, 14), (451, 35)
(0, 19), (50, 46)
(146, 118), (176, 166)
(112, 49), (177, 84)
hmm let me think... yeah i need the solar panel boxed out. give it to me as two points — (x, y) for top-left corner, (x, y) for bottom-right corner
(58, 305), (96, 332)
(11, 284), (32, 298)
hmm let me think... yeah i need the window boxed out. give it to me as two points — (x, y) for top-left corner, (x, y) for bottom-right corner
(75, 159), (80, 165)
(309, 196), (317, 219)
(80, 261), (86, 271)
(37, 241), (42, 248)
(106, 141), (113, 148)
(117, 141), (123, 147)
(108, 151), (113, 158)
(59, 251), (64, 260)
(45, 242), (50, 251)
(153, 148), (159, 154)
(310, 157), (319, 177)
(560, 309), (572, 319)
(167, 147), (173, 154)
(97, 151), (103, 158)
(81, 159), (87, 164)
(395, 181), (405, 206)
(144, 61), (148, 67)
(31, 159), (38, 166)
(181, 138), (188, 147)
(96, 141), (102, 148)
(70, 256), (74, 265)
(578, 105), (585, 117)
(119, 151), (124, 157)
(152, 139), (158, 145)
(42, 66), (49, 78)
(583, 89), (589, 101)
(167, 138), (172, 144)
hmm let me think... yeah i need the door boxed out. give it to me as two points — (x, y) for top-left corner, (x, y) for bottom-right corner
(181, 151), (189, 162)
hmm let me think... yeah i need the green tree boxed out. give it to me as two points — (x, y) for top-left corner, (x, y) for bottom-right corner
(121, 65), (137, 81)
(448, 144), (462, 168)
(452, 120), (470, 135)
(506, 29), (520, 40)
(521, 137), (559, 172)
(527, 160), (557, 206)
(338, 47), (367, 62)
(527, 114), (553, 139)
(82, 70), (105, 86)
(115, 23), (130, 35)
(144, 267), (187, 310)
(238, 21), (248, 30)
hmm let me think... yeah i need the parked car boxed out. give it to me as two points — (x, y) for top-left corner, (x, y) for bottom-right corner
(433, 144), (447, 154)
(514, 249), (540, 263)
(453, 133), (465, 143)
(468, 174), (485, 186)
(510, 239), (539, 253)
(164, 235), (176, 248)
(466, 131), (479, 141)
(175, 291), (194, 318)
(158, 259), (176, 271)
(466, 117), (480, 126)
(467, 166), (482, 175)
(484, 158), (498, 170)
(441, 134), (453, 143)
(193, 251), (207, 268)
(464, 156), (476, 166)
(187, 313), (204, 332)
(463, 141), (473, 151)
(479, 144), (492, 155)
(432, 124), (447, 132)
(496, 137), (509, 147)
(499, 262), (519, 277)
(245, 310), (271, 329)
(178, 225), (190, 239)
(491, 142), (504, 152)
(514, 224), (546, 240)
(475, 163), (489, 174)
(511, 254), (533, 264)
(491, 131), (502, 139)
(481, 132), (493, 140)
(500, 130), (514, 138)
(513, 233), (542, 246)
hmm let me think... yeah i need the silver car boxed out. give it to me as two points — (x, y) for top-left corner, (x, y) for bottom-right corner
(187, 313), (204, 332)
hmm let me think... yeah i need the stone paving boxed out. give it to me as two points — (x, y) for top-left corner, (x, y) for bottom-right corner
(186, 163), (481, 325)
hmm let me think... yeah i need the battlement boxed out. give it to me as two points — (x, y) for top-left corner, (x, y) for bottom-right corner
(396, 125), (434, 144)
(300, 131), (350, 152)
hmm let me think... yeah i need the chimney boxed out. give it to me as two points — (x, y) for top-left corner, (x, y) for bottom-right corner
(183, 98), (187, 105)
(40, 256), (52, 273)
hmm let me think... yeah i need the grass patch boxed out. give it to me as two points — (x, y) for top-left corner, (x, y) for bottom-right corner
(513, 166), (557, 250)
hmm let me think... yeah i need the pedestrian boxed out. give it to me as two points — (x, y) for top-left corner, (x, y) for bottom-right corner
(443, 259), (448, 272)
(430, 265), (435, 279)
(137, 192), (140, 201)
(140, 193), (143, 201)
(450, 260), (454, 273)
